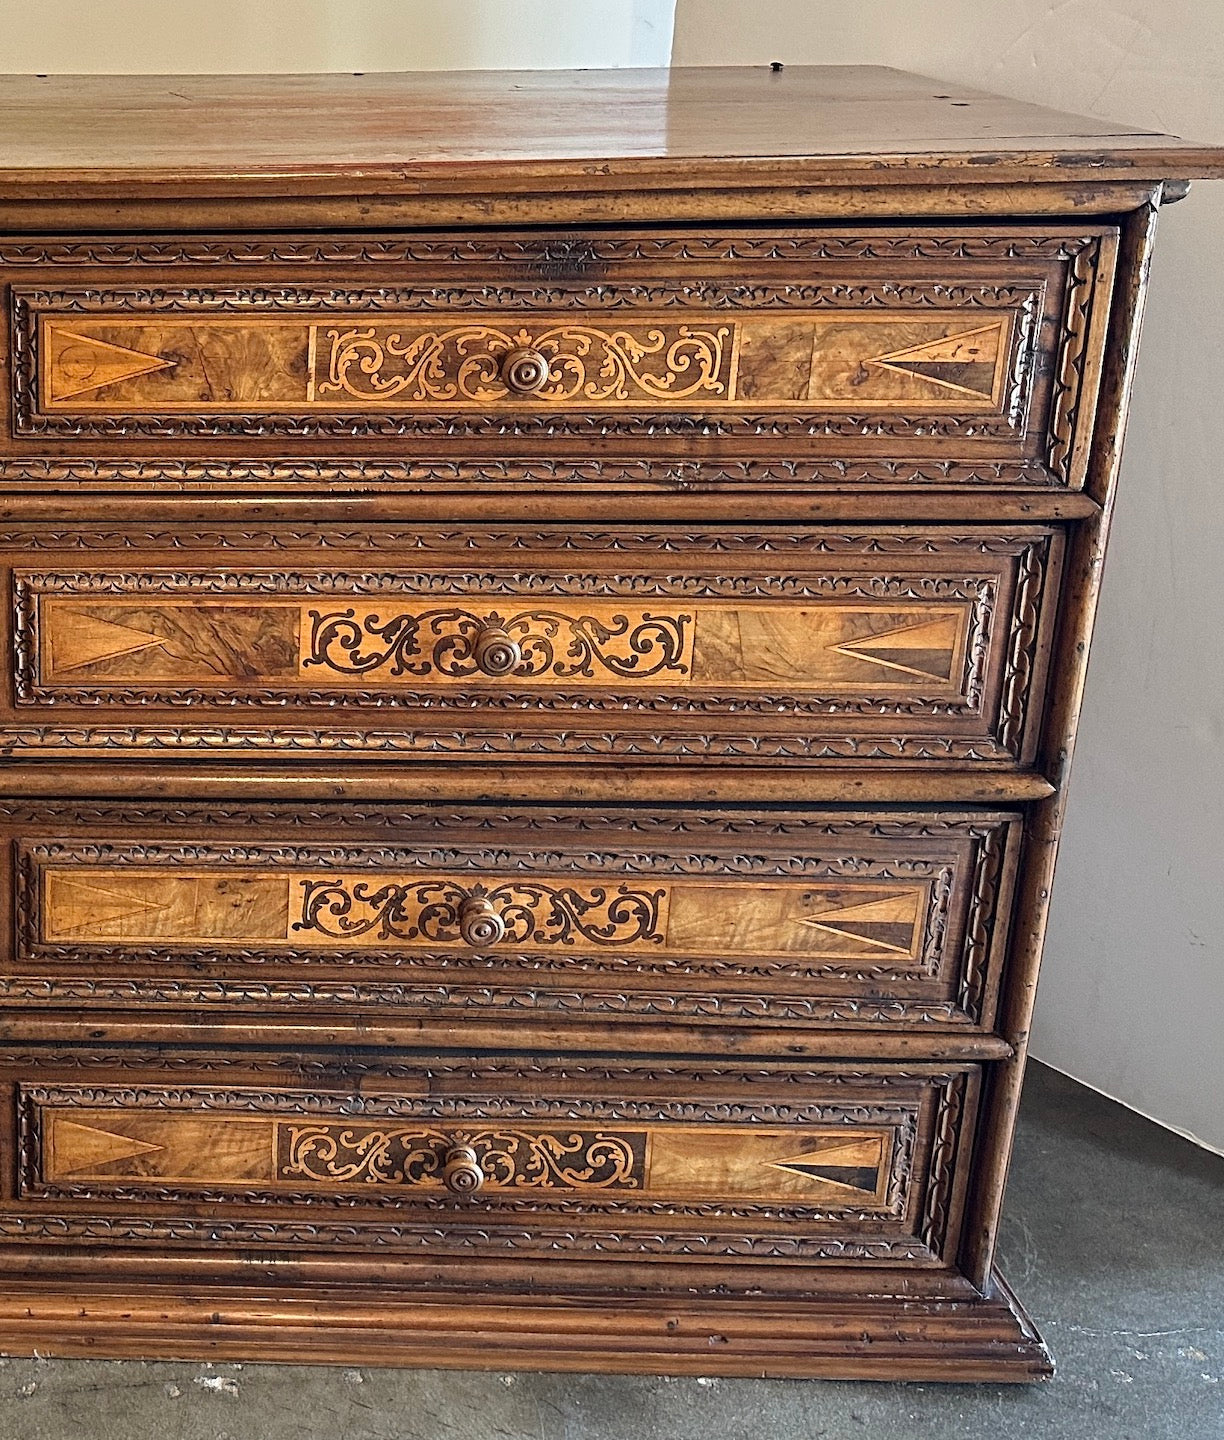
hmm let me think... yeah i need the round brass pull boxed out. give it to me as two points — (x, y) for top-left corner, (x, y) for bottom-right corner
(499, 345), (551, 395)
(458, 895), (507, 948)
(442, 1143), (485, 1196)
(472, 623), (523, 678)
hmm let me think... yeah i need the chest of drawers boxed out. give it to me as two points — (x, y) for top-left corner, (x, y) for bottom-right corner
(0, 65), (1220, 1381)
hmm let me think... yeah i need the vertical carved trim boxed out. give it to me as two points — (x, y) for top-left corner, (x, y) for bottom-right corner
(919, 1075), (967, 1260)
(957, 827), (1007, 1026)
(997, 540), (1048, 756)
(1047, 239), (1100, 483)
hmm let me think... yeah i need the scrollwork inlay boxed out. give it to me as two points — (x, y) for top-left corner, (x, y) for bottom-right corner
(302, 606), (692, 682)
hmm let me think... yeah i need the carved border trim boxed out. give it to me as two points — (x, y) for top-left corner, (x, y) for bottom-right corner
(0, 457), (1062, 489)
(0, 231), (1107, 267)
(997, 539), (1048, 756)
(1047, 240), (1101, 483)
(14, 1081), (952, 1259)
(957, 827), (1009, 1026)
(0, 526), (1052, 555)
(10, 281), (1039, 442)
(1, 1052), (970, 1087)
(0, 976), (974, 1027)
(920, 1075), (970, 1261)
(0, 1213), (938, 1264)
(0, 726), (1015, 762)
(16, 837), (959, 981)
(0, 799), (1015, 837)
(13, 565), (998, 724)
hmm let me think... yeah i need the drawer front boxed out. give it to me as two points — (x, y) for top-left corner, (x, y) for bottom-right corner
(8, 1054), (980, 1269)
(6, 525), (1061, 764)
(2, 226), (1115, 486)
(4, 801), (1020, 1031)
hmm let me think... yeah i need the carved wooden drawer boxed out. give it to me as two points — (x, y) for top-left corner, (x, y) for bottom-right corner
(1, 225), (1115, 488)
(3, 800), (1021, 1034)
(6, 524), (1063, 764)
(9, 1053), (981, 1272)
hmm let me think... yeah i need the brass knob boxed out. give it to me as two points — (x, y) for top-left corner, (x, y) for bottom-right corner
(442, 1144), (485, 1196)
(472, 624), (523, 677)
(499, 346), (551, 395)
(458, 895), (506, 947)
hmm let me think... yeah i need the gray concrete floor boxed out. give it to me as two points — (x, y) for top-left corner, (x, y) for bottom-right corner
(0, 1061), (1220, 1440)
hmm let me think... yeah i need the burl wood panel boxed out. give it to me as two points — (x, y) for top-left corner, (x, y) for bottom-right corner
(38, 1108), (893, 1208)
(36, 596), (969, 693)
(2, 225), (1116, 485)
(8, 801), (1020, 1031)
(42, 869), (931, 962)
(6, 525), (1063, 764)
(10, 1053), (978, 1267)
(38, 311), (1014, 411)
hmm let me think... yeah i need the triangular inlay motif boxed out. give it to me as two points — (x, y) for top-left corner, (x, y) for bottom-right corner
(866, 321), (1004, 399)
(54, 1120), (164, 1176)
(796, 890), (923, 957)
(767, 1134), (887, 1195)
(830, 613), (962, 683)
(48, 611), (172, 674)
(46, 327), (176, 402)
(46, 875), (175, 935)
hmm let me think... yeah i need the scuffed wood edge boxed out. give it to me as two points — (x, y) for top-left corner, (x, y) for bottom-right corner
(0, 1272), (1052, 1379)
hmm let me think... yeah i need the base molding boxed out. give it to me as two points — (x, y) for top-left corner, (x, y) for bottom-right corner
(0, 1271), (1051, 1381)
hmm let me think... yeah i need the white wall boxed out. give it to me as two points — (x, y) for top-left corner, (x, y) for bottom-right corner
(676, 1), (1224, 1150)
(0, 0), (676, 72)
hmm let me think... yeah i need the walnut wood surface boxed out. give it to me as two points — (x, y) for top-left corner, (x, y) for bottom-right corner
(6, 1048), (976, 1269)
(5, 225), (1113, 482)
(0, 62), (1209, 1380)
(0, 1276), (1051, 1379)
(0, 66), (1219, 201)
(7, 801), (1021, 1035)
(7, 524), (1063, 765)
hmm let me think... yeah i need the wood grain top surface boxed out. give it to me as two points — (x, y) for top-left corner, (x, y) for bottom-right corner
(0, 65), (1221, 198)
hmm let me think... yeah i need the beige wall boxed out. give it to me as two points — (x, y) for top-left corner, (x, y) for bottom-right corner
(676, 1), (1224, 1150)
(0, 0), (676, 72)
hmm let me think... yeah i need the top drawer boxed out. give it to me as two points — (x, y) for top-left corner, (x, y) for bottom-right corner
(1, 227), (1115, 488)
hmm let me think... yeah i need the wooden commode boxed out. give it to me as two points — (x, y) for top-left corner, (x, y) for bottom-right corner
(0, 65), (1220, 1379)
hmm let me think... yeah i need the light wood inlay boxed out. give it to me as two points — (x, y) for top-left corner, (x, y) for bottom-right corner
(40, 1104), (895, 1206)
(41, 866), (930, 965)
(37, 312), (1014, 415)
(36, 596), (971, 695)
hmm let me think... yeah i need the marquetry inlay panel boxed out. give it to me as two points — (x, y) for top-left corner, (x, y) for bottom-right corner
(3, 227), (1116, 488)
(39, 866), (928, 962)
(33, 595), (970, 694)
(36, 311), (1015, 414)
(5, 526), (1061, 763)
(5, 1049), (981, 1267)
(36, 1106), (898, 1207)
(8, 805), (1019, 1029)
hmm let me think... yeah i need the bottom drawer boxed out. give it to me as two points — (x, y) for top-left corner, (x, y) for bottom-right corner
(8, 1050), (980, 1274)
